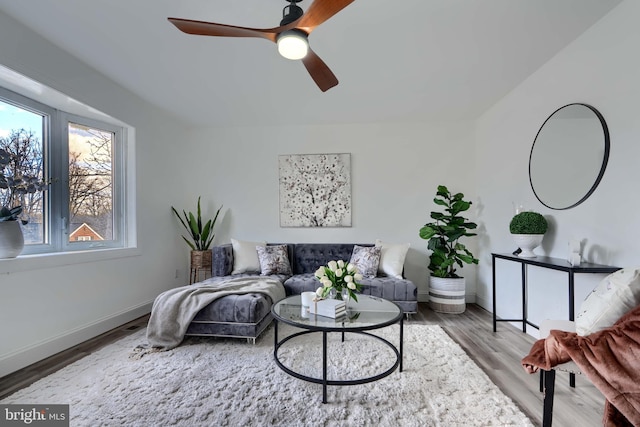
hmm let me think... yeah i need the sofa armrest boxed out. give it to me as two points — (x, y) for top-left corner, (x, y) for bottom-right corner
(212, 244), (233, 276)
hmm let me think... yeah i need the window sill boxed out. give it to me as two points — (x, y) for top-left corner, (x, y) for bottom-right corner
(0, 247), (141, 275)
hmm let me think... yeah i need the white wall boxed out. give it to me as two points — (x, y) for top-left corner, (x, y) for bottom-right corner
(10, 0), (631, 374)
(0, 12), (192, 376)
(0, 10), (480, 377)
(188, 121), (478, 303)
(475, 0), (637, 334)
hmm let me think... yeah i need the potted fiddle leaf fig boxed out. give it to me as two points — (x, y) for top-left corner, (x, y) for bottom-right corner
(172, 197), (223, 283)
(509, 211), (548, 258)
(419, 185), (478, 314)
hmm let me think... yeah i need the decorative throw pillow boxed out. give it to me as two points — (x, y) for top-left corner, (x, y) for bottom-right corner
(349, 245), (381, 278)
(231, 238), (266, 274)
(575, 267), (640, 335)
(257, 245), (292, 276)
(375, 239), (410, 279)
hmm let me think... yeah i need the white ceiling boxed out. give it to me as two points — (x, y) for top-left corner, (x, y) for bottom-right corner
(0, 0), (622, 127)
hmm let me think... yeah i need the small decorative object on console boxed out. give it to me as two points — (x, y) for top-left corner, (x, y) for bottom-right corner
(315, 260), (363, 302)
(568, 238), (581, 266)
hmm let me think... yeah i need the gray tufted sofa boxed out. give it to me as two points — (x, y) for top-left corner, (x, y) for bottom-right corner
(185, 243), (418, 342)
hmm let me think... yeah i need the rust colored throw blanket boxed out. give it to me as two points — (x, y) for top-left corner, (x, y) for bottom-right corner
(522, 304), (640, 426)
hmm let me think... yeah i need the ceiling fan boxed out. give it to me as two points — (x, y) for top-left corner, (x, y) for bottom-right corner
(168, 0), (355, 92)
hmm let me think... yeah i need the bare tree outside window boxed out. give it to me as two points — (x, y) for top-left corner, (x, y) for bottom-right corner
(68, 123), (114, 242)
(0, 129), (46, 214)
(0, 99), (47, 244)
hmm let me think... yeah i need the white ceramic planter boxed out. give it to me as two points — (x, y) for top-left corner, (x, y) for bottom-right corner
(512, 234), (544, 258)
(429, 276), (466, 314)
(0, 220), (25, 258)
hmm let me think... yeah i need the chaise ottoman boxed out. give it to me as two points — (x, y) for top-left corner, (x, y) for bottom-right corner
(184, 274), (289, 343)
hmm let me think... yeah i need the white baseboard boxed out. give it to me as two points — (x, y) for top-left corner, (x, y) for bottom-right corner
(0, 301), (152, 377)
(475, 294), (491, 312)
(418, 291), (429, 302)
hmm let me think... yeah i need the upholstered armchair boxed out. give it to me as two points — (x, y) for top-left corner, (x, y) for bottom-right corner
(523, 267), (640, 426)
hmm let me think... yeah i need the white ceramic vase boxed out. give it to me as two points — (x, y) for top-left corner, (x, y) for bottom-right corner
(0, 221), (25, 258)
(512, 234), (544, 258)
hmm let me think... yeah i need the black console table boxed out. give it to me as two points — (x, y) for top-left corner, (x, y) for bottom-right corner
(491, 253), (620, 333)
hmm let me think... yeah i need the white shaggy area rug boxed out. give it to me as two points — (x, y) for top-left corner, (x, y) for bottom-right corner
(3, 324), (533, 426)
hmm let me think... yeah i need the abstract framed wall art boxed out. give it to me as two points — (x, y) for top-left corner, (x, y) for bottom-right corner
(279, 153), (351, 227)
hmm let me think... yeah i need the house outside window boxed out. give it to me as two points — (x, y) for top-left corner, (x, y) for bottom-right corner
(0, 85), (129, 255)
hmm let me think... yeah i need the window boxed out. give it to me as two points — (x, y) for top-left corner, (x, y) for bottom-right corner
(0, 85), (128, 255)
(0, 98), (48, 245)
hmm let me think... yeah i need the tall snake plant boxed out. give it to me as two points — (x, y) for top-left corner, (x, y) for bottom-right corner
(171, 197), (222, 251)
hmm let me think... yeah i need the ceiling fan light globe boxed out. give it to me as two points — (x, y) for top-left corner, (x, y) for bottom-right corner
(277, 31), (309, 60)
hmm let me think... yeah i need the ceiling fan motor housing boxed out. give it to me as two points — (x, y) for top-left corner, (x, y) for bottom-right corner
(280, 3), (304, 26)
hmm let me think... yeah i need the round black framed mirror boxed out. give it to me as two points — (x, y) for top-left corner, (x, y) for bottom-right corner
(529, 103), (610, 210)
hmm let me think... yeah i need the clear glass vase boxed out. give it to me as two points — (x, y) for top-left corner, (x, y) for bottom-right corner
(341, 288), (350, 304)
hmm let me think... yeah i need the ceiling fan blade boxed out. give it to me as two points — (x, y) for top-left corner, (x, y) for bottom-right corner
(168, 18), (283, 43)
(301, 48), (339, 92)
(297, 0), (355, 33)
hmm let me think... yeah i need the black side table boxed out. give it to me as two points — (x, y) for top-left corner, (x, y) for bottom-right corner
(491, 252), (620, 333)
(492, 253), (620, 390)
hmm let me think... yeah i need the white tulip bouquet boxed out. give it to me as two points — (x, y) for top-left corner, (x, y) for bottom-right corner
(315, 260), (363, 302)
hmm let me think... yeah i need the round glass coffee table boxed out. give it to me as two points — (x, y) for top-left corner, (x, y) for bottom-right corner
(271, 294), (403, 403)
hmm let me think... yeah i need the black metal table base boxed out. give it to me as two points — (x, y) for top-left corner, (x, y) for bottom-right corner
(492, 253), (619, 392)
(273, 321), (403, 403)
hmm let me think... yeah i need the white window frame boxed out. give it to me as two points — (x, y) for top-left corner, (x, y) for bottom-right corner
(0, 67), (136, 266)
(57, 113), (126, 252)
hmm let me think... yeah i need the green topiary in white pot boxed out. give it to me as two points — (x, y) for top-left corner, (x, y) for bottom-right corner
(509, 211), (548, 257)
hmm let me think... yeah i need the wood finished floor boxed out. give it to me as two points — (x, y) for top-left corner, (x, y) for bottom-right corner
(0, 303), (604, 426)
